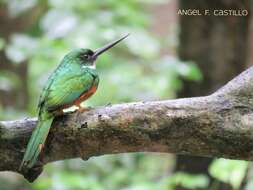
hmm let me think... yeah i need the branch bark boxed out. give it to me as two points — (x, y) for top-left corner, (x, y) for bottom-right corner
(1, 66), (253, 182)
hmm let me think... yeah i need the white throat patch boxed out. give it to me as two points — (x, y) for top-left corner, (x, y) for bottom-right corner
(82, 65), (96, 69)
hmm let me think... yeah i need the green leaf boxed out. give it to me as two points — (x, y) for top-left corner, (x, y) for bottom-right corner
(178, 62), (203, 81)
(209, 158), (249, 189)
(163, 172), (209, 189)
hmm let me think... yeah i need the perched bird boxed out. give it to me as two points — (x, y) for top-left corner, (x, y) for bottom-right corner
(19, 34), (129, 171)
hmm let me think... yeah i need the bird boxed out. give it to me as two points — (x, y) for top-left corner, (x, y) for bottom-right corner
(19, 34), (129, 171)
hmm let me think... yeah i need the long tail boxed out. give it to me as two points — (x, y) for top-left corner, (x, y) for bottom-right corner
(19, 111), (54, 171)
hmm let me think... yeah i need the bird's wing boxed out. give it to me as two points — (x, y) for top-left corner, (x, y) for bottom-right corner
(38, 75), (54, 109)
(40, 69), (96, 112)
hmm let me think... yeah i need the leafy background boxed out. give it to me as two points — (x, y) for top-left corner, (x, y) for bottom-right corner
(0, 0), (250, 189)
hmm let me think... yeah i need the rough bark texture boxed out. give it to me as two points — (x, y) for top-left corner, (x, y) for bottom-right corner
(0, 66), (253, 182)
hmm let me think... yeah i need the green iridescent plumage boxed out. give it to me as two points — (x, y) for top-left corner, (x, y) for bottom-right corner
(38, 50), (99, 112)
(19, 34), (129, 171)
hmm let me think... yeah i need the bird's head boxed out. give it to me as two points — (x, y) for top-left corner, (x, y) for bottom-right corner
(63, 34), (129, 68)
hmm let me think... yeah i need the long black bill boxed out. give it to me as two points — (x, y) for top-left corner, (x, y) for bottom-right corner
(92, 33), (130, 59)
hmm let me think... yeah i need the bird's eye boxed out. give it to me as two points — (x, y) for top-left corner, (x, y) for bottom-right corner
(82, 54), (89, 59)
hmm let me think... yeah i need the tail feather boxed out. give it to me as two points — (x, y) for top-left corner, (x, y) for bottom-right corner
(20, 111), (54, 171)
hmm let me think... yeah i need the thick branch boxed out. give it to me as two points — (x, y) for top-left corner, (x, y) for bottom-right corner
(1, 66), (253, 182)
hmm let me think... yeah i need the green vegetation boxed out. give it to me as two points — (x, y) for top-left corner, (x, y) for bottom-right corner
(0, 0), (249, 190)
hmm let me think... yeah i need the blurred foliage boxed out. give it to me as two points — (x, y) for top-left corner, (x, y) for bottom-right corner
(0, 0), (249, 190)
(0, 0), (203, 120)
(209, 159), (249, 190)
(168, 173), (209, 189)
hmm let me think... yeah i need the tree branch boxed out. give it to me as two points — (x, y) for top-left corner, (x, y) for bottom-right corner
(1, 66), (253, 182)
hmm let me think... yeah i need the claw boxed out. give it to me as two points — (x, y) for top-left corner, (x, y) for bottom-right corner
(76, 104), (92, 113)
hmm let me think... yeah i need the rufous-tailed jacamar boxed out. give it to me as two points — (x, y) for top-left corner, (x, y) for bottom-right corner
(19, 34), (129, 171)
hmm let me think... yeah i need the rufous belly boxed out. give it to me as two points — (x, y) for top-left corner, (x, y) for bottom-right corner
(73, 85), (97, 106)
(54, 85), (97, 115)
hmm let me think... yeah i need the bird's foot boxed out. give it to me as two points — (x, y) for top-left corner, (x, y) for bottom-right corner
(106, 102), (112, 106)
(52, 109), (65, 116)
(77, 106), (93, 113)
